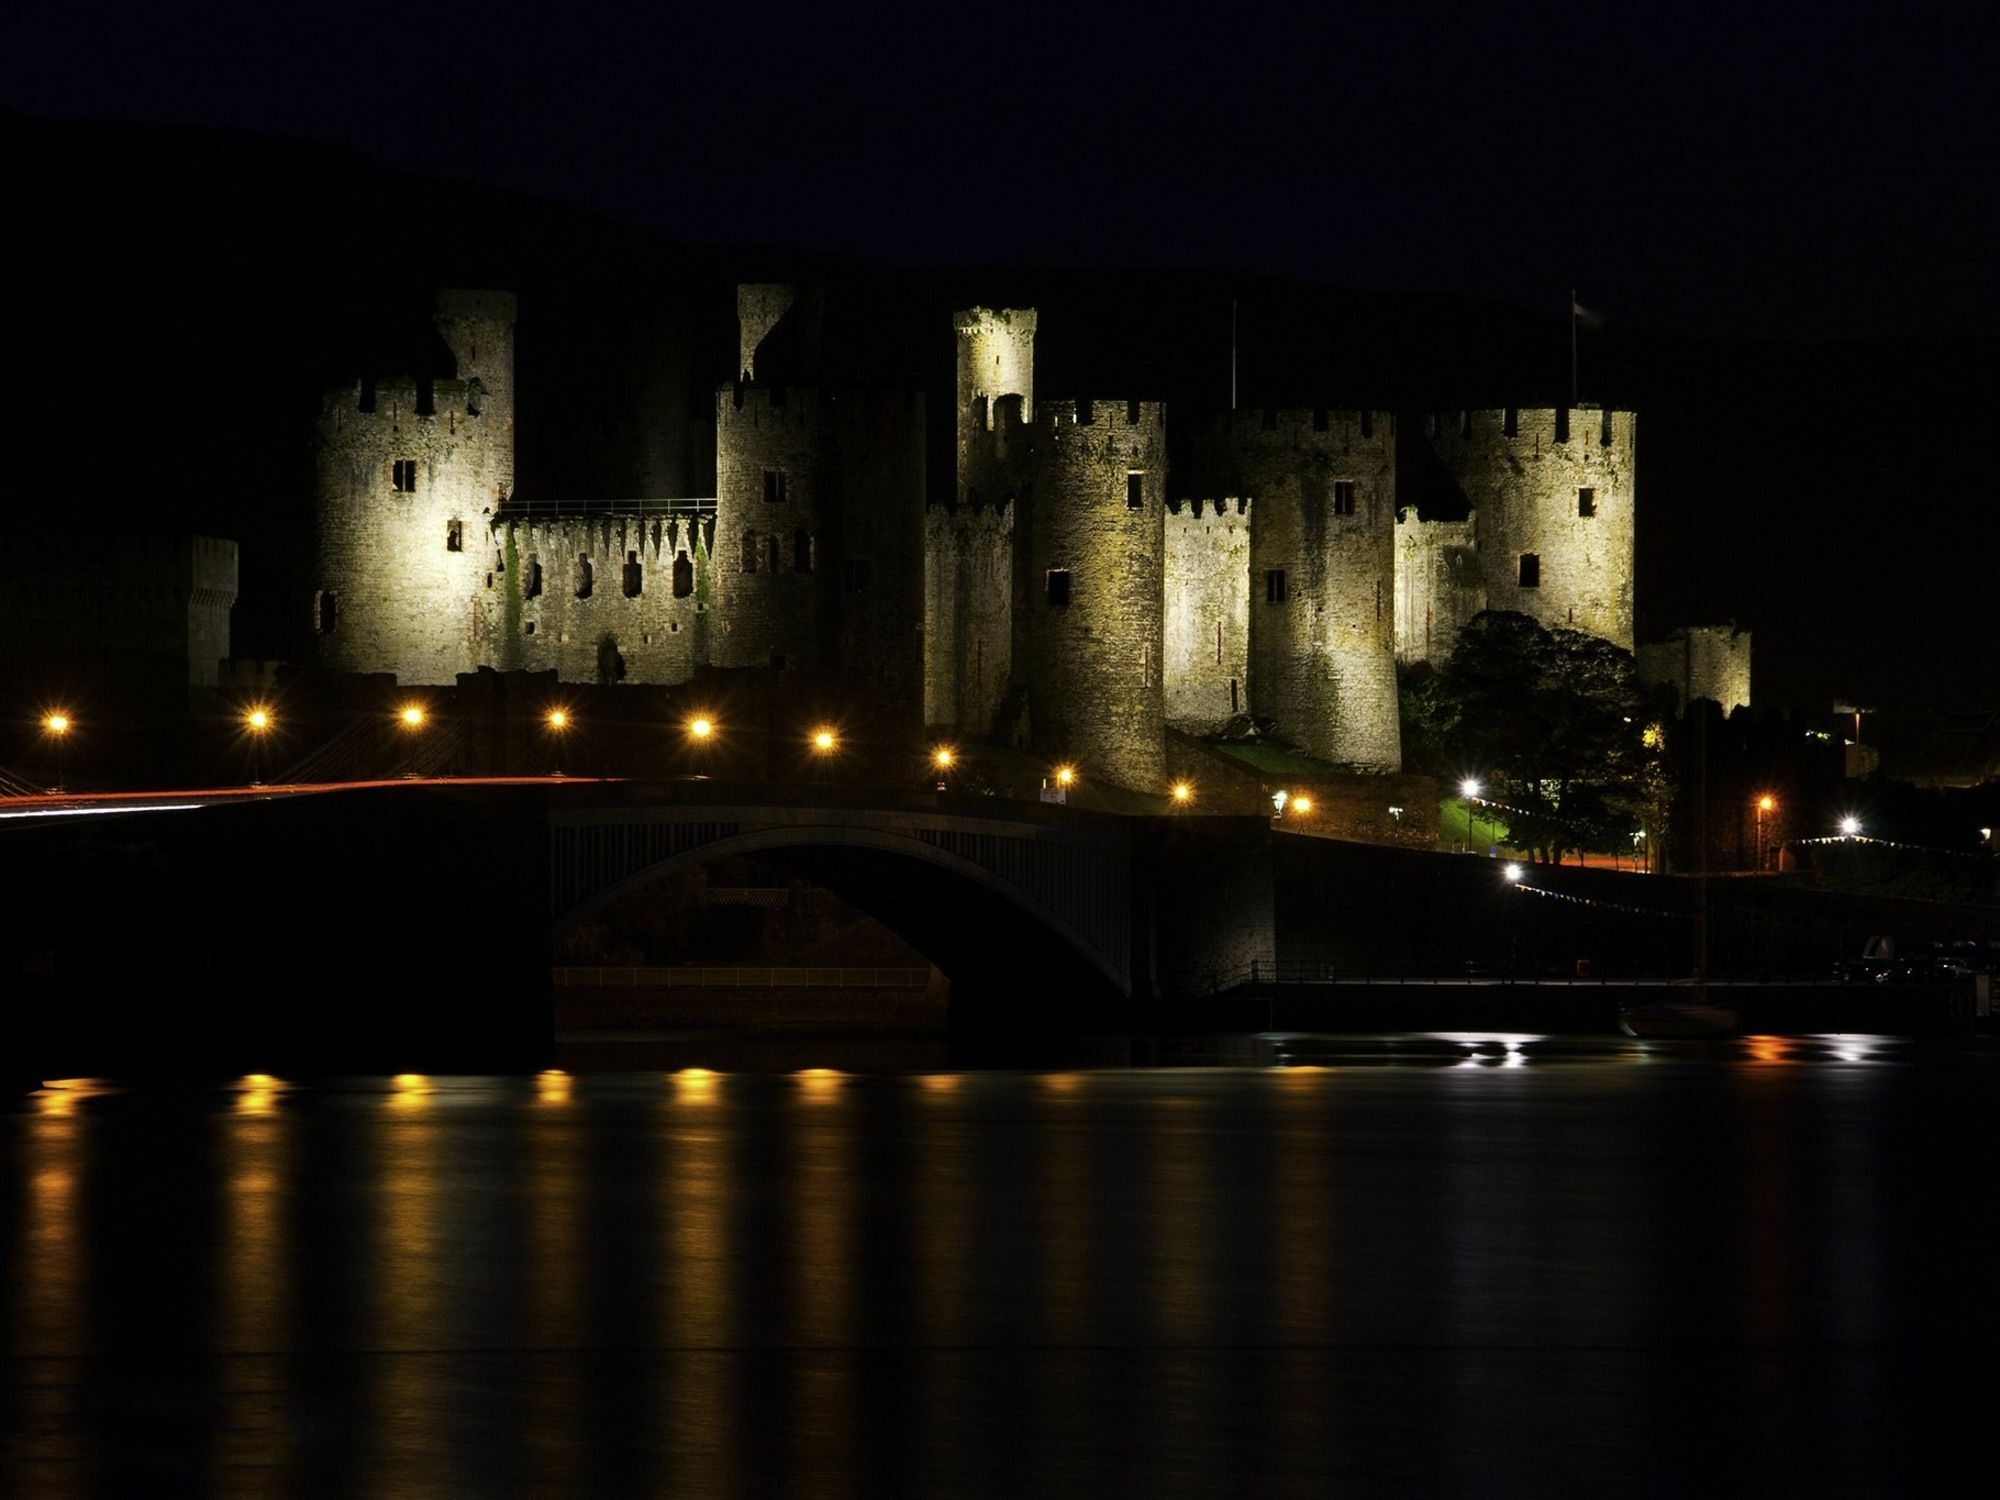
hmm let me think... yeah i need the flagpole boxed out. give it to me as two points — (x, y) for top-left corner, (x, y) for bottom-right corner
(1569, 287), (1578, 408)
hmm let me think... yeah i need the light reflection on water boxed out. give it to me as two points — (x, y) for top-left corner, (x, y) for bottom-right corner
(5, 1041), (1994, 1498)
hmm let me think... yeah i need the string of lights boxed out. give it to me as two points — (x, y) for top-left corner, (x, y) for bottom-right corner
(1790, 835), (1995, 861)
(1509, 882), (1693, 921)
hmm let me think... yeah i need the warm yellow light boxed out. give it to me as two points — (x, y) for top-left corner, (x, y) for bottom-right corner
(933, 746), (955, 769)
(546, 708), (569, 731)
(1291, 794), (1314, 814)
(399, 704), (426, 728)
(536, 1068), (572, 1105)
(687, 715), (714, 740)
(1171, 780), (1194, 804)
(812, 727), (838, 753)
(1054, 764), (1076, 788)
(245, 706), (272, 733)
(1757, 794), (1775, 812)
(43, 712), (71, 736)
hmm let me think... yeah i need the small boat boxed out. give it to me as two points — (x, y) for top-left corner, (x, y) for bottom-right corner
(1620, 999), (1741, 1039)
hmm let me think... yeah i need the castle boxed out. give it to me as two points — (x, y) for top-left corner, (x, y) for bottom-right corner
(311, 286), (1644, 791)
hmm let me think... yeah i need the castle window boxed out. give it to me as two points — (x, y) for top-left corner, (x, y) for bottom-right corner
(844, 557), (872, 594)
(525, 621), (536, 635)
(392, 459), (418, 492)
(445, 519), (462, 553)
(623, 551), (643, 597)
(1230, 678), (1239, 713)
(1601, 409), (1615, 447)
(793, 526), (814, 572)
(672, 550), (694, 598)
(763, 469), (787, 504)
(1578, 486), (1597, 518)
(1126, 472), (1145, 511)
(742, 530), (758, 572)
(1519, 553), (1541, 588)
(315, 591), (337, 635)
(1504, 408), (1519, 438)
(1333, 481), (1356, 516)
(1046, 569), (1072, 608)
(524, 555), (542, 599)
(766, 536), (782, 573)
(1375, 579), (1383, 619)
(1554, 408), (1571, 443)
(1265, 569), (1287, 604)
(575, 557), (594, 598)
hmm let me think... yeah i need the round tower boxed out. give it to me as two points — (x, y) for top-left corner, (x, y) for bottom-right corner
(1238, 410), (1402, 770)
(954, 308), (1036, 478)
(1017, 399), (1167, 791)
(311, 289), (514, 681)
(1423, 406), (1637, 650)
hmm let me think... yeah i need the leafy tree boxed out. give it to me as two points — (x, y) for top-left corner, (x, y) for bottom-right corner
(1401, 611), (1668, 863)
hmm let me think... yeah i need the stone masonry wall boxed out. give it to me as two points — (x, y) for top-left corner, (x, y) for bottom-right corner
(312, 291), (515, 683)
(1638, 624), (1752, 714)
(476, 510), (713, 685)
(1017, 400), (1167, 790)
(1421, 407), (1636, 653)
(1394, 514), (1484, 666)
(1224, 410), (1401, 771)
(1163, 497), (1250, 732)
(923, 499), (1013, 732)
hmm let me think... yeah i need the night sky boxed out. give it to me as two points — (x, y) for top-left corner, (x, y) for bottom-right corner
(4, 1), (1992, 341)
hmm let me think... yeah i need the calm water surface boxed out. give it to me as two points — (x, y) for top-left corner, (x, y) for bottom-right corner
(5, 1036), (1996, 1497)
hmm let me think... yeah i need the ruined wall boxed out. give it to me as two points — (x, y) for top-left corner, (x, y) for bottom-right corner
(923, 499), (1013, 732)
(1205, 409), (1400, 771)
(475, 508), (714, 685)
(1638, 624), (1752, 715)
(1394, 514), (1484, 666)
(312, 290), (515, 683)
(712, 385), (926, 714)
(1163, 496), (1251, 732)
(735, 283), (824, 384)
(1016, 399), (1167, 790)
(1417, 407), (1636, 656)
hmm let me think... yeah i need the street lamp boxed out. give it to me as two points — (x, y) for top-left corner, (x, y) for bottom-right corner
(1503, 863), (1524, 883)
(399, 703), (427, 730)
(243, 704), (274, 785)
(41, 711), (71, 793)
(932, 745), (955, 790)
(811, 727), (838, 754)
(1054, 764), (1076, 789)
(1840, 815), (1862, 838)
(1461, 777), (1486, 854)
(1754, 793), (1776, 871)
(1170, 780), (1195, 807)
(686, 714), (714, 741)
(545, 707), (571, 775)
(1291, 793), (1314, 815)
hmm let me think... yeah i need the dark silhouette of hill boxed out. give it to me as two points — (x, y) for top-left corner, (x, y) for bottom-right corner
(8, 111), (1992, 711)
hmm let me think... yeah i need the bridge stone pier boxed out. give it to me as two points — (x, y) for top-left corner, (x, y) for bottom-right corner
(7, 782), (1279, 1074)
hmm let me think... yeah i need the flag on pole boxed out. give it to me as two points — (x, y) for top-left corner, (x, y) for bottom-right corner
(1571, 298), (1604, 331)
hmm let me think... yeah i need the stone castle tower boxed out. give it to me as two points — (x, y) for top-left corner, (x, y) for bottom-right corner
(1395, 407), (1637, 665)
(311, 289), (1646, 792)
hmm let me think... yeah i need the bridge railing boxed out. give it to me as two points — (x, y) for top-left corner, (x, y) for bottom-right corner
(1205, 960), (1859, 991)
(555, 965), (934, 990)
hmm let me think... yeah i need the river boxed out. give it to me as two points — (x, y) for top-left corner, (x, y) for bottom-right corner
(5, 1036), (1995, 1496)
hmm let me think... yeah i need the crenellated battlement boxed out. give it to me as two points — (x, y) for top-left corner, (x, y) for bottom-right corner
(718, 382), (926, 428)
(1192, 407), (1394, 447)
(1034, 398), (1164, 432)
(1166, 494), (1252, 520)
(323, 374), (487, 421)
(1425, 405), (1635, 450)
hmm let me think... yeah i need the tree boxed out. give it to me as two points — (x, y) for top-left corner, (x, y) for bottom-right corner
(1402, 611), (1667, 863)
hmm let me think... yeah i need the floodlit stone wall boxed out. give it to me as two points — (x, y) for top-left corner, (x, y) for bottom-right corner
(1638, 624), (1752, 714)
(1415, 407), (1636, 657)
(1163, 496), (1251, 732)
(923, 498), (1014, 733)
(1215, 409), (1401, 771)
(1017, 400), (1168, 790)
(312, 290), (515, 683)
(1394, 514), (1484, 666)
(477, 510), (713, 685)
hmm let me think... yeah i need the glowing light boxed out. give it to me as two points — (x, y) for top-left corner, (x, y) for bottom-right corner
(1459, 778), (1481, 799)
(932, 746), (955, 769)
(1291, 794), (1314, 815)
(43, 712), (71, 736)
(1503, 863), (1524, 882)
(687, 715), (714, 740)
(1757, 794), (1776, 813)
(238, 1072), (282, 1115)
(1170, 780), (1194, 804)
(1271, 789), (1289, 813)
(674, 1067), (719, 1104)
(536, 1069), (572, 1106)
(1840, 816), (1862, 837)
(1641, 723), (1665, 749)
(390, 1073), (430, 1109)
(797, 1067), (843, 1101)
(546, 708), (569, 731)
(1054, 764), (1076, 788)
(399, 704), (426, 728)
(244, 707), (272, 733)
(811, 727), (838, 753)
